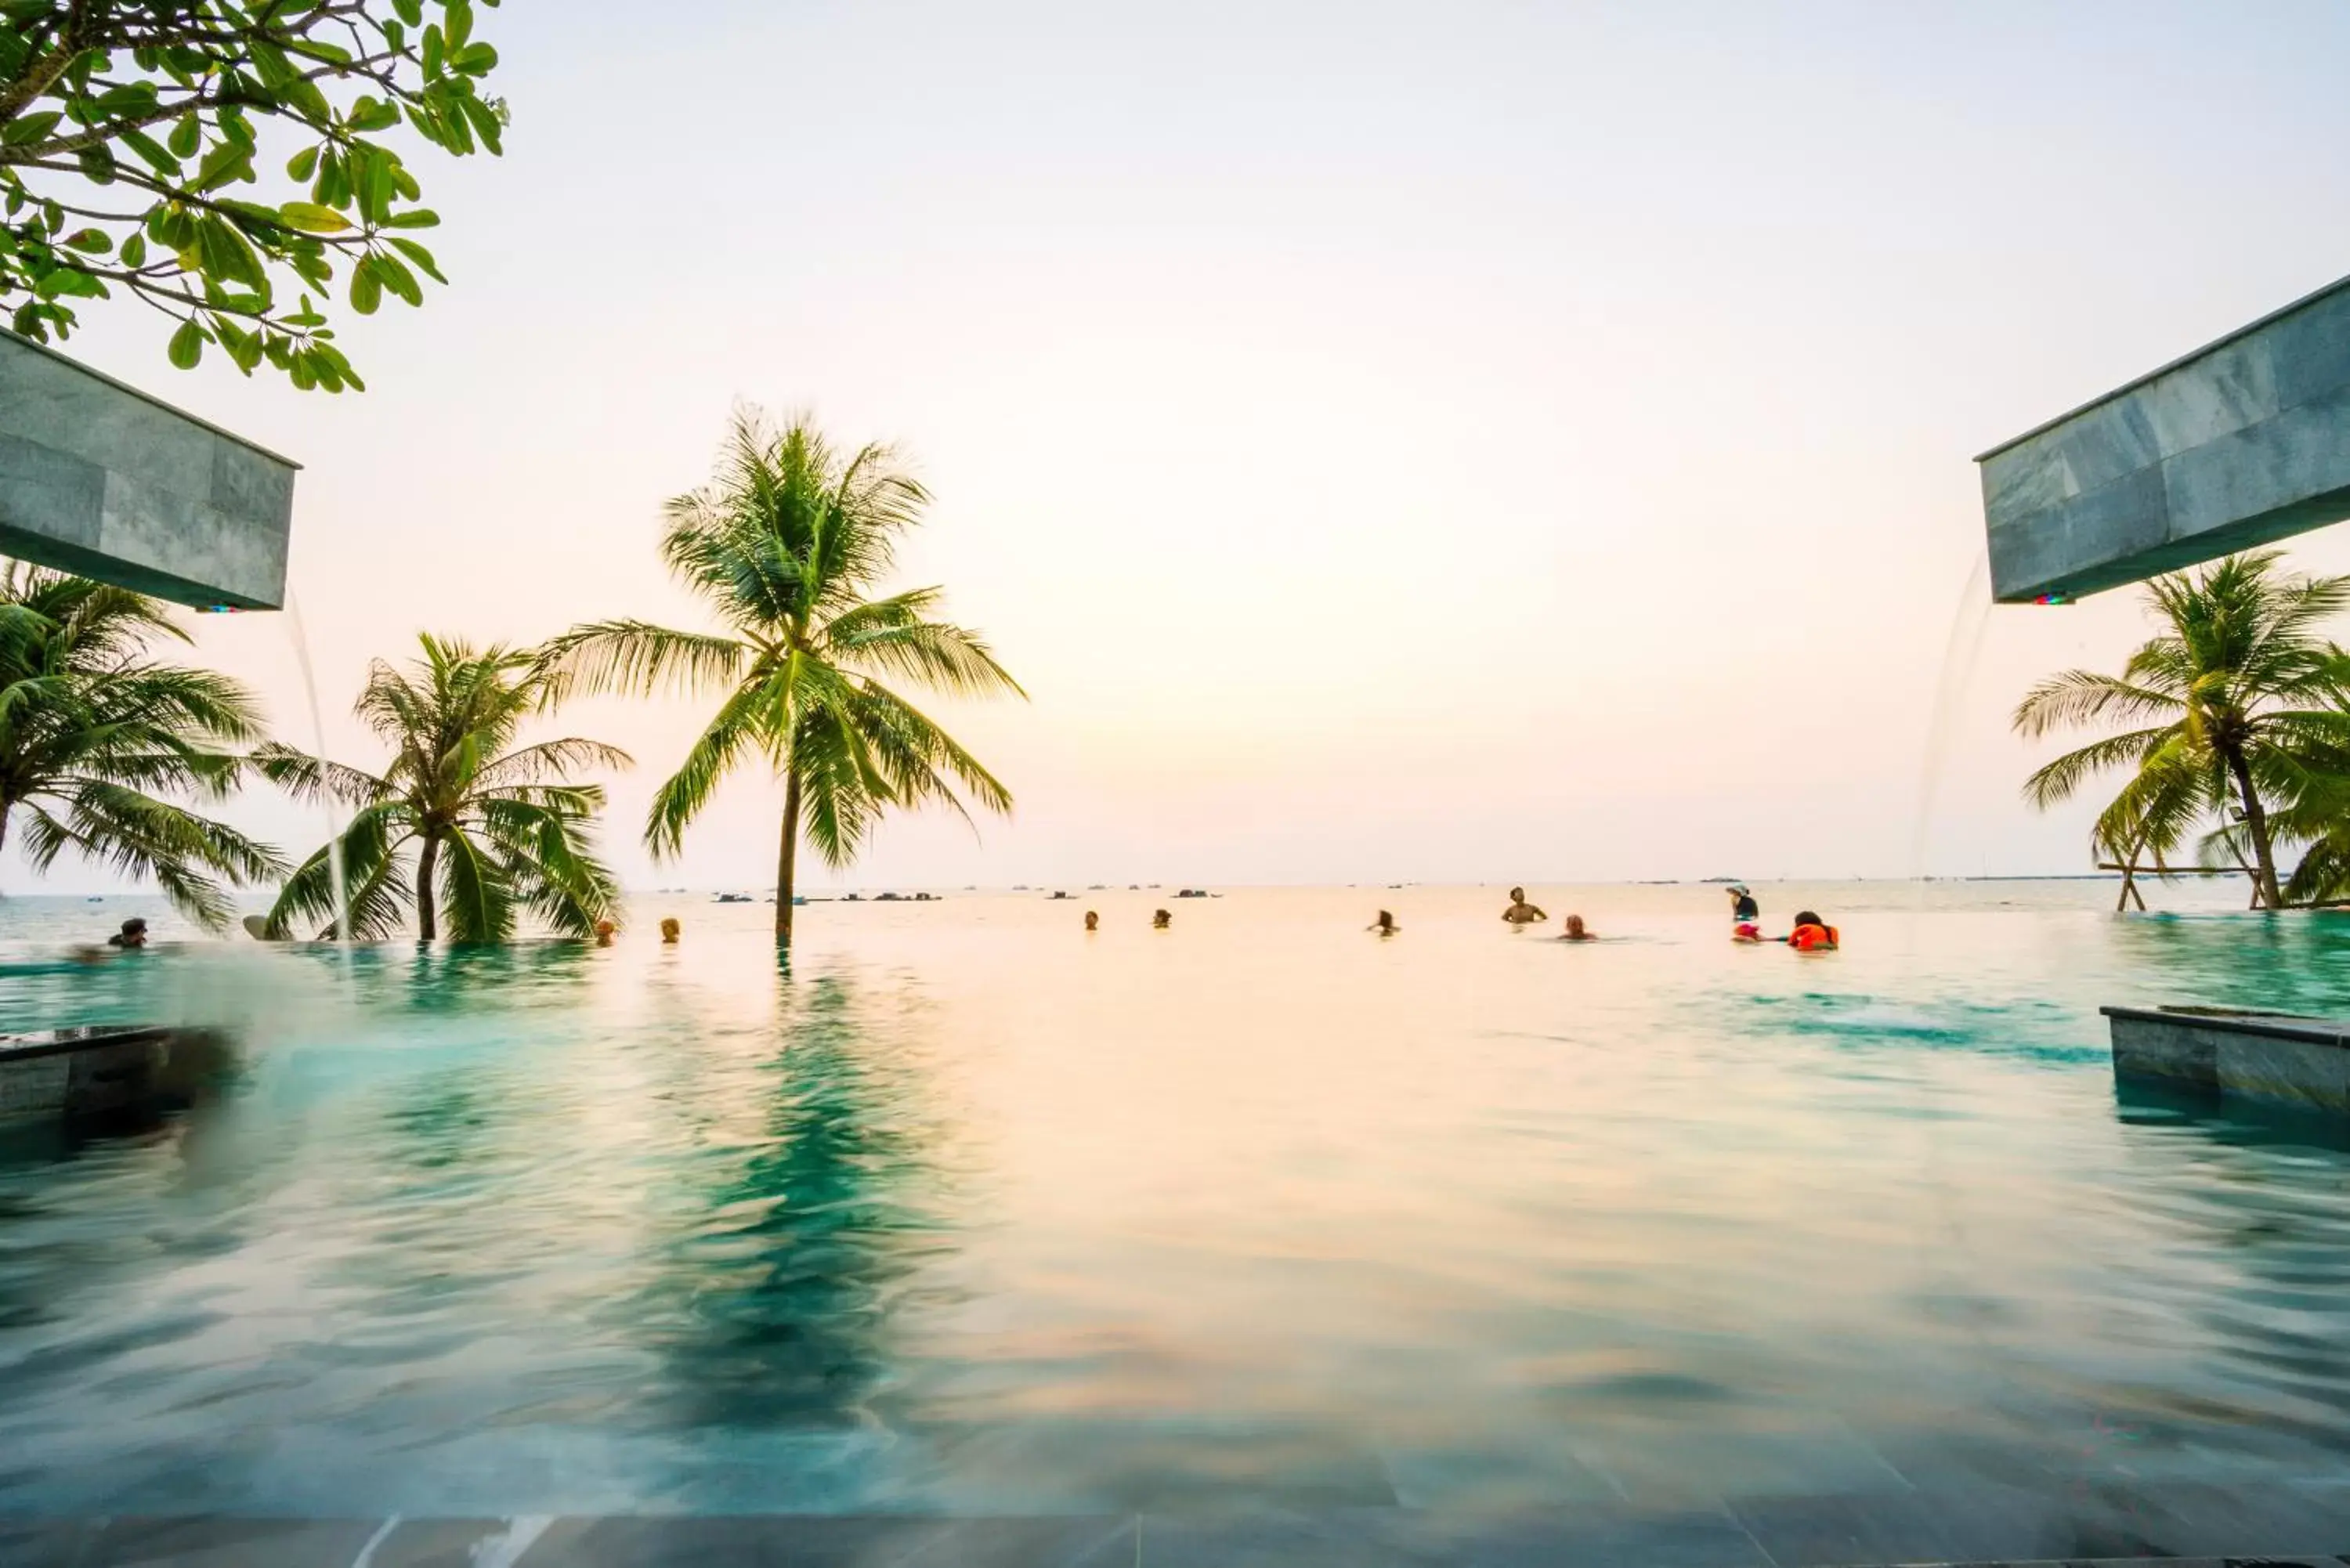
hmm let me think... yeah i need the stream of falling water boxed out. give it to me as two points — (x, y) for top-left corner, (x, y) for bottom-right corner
(282, 588), (354, 979)
(1911, 551), (1996, 883)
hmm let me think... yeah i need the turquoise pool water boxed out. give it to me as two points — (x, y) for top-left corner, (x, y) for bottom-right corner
(1, 881), (2347, 1516)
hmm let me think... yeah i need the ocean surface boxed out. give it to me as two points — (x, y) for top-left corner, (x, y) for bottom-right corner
(2, 880), (2348, 1517)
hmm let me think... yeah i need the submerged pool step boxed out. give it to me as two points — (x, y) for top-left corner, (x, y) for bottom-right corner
(2104, 1004), (2350, 1114)
(0, 1024), (233, 1127)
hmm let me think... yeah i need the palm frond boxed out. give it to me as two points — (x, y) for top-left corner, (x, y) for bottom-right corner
(539, 620), (750, 699)
(267, 802), (411, 940)
(50, 780), (289, 930)
(2013, 671), (2184, 739)
(2020, 725), (2182, 810)
(471, 737), (634, 789)
(643, 681), (768, 860)
(478, 795), (620, 938)
(822, 600), (1026, 699)
(253, 742), (394, 809)
(435, 826), (515, 944)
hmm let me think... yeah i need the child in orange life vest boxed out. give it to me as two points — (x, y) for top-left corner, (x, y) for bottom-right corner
(1784, 910), (1838, 951)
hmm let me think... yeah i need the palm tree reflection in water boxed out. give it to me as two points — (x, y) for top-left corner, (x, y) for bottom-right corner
(643, 968), (953, 1433)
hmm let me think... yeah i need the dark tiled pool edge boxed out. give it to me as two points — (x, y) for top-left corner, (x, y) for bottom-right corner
(5, 1483), (2350, 1566)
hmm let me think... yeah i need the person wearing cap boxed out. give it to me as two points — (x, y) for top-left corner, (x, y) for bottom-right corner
(107, 918), (148, 949)
(1726, 883), (1759, 923)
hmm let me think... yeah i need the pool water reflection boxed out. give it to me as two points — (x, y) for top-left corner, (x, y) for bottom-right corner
(0, 882), (2347, 1517)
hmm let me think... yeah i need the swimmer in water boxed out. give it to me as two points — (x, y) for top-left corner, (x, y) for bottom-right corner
(595, 919), (617, 948)
(660, 917), (681, 945)
(1501, 887), (1546, 926)
(107, 917), (148, 949)
(1726, 883), (1759, 923)
(1084, 910), (1099, 932)
(1784, 910), (1838, 952)
(1368, 910), (1399, 936)
(1152, 909), (1172, 929)
(1558, 913), (1596, 941)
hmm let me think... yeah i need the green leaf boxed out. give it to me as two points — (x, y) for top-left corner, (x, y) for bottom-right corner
(0, 110), (61, 146)
(168, 318), (206, 370)
(285, 144), (320, 181)
(356, 150), (396, 225)
(313, 149), (349, 209)
(386, 208), (440, 229)
(247, 39), (296, 91)
(349, 96), (401, 132)
(387, 235), (446, 284)
(35, 267), (103, 300)
(167, 112), (201, 160)
(446, 0), (475, 52)
(118, 233), (146, 268)
(277, 201), (350, 234)
(392, 0), (423, 23)
(193, 215), (268, 293)
(62, 228), (109, 255)
(75, 141), (117, 184)
(459, 93), (503, 154)
(370, 248), (422, 305)
(453, 42), (497, 76)
(192, 140), (251, 194)
(349, 257), (381, 314)
(215, 320), (264, 374)
(119, 127), (181, 175)
(148, 204), (197, 250)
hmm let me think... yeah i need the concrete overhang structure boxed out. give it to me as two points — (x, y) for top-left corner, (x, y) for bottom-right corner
(1978, 273), (2350, 604)
(0, 333), (297, 610)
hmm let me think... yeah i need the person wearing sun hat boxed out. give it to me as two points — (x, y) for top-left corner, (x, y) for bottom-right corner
(1726, 883), (1762, 942)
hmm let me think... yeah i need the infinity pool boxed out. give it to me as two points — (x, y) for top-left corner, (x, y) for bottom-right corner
(2, 883), (2347, 1518)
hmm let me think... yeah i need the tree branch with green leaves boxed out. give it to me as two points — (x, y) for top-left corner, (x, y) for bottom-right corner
(0, 0), (507, 390)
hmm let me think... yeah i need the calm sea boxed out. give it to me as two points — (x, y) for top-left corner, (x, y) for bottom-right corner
(0, 880), (2346, 1516)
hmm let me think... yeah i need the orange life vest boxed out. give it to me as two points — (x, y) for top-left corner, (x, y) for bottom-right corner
(1789, 923), (1838, 951)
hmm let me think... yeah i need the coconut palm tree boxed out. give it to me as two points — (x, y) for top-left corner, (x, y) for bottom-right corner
(2014, 551), (2350, 909)
(2238, 649), (2350, 906)
(543, 409), (1022, 948)
(0, 564), (284, 927)
(257, 634), (628, 941)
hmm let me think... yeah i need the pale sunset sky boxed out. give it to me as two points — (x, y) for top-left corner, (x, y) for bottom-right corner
(23, 0), (2350, 893)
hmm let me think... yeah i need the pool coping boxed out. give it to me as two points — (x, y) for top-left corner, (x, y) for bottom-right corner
(6, 1483), (2349, 1567)
(0, 1024), (172, 1066)
(2101, 1003), (2350, 1049)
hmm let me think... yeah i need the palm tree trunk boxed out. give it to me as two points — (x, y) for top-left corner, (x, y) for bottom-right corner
(2222, 747), (2284, 909)
(416, 833), (440, 942)
(775, 771), (801, 948)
